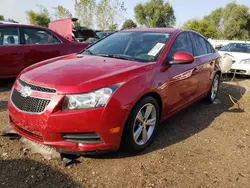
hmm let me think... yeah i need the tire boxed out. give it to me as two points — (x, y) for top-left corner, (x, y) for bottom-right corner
(122, 96), (160, 153)
(206, 74), (220, 103)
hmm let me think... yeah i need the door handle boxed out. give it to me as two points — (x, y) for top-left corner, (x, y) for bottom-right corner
(192, 67), (199, 75)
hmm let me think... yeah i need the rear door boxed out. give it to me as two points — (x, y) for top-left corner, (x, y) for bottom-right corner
(20, 26), (63, 68)
(0, 26), (26, 77)
(189, 32), (215, 95)
(162, 32), (200, 116)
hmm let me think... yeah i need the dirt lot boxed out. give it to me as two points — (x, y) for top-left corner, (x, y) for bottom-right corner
(0, 77), (250, 188)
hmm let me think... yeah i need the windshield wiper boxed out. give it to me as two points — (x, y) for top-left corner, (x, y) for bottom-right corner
(96, 54), (136, 61)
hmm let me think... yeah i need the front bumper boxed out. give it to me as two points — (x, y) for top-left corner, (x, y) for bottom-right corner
(230, 64), (250, 75)
(8, 82), (130, 154)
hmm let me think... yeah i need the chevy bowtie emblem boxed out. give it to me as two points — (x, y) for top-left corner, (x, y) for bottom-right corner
(19, 86), (32, 97)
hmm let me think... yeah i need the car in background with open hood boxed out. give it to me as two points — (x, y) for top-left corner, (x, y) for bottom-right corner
(49, 18), (99, 43)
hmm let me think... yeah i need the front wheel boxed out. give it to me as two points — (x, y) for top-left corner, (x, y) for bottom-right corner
(206, 74), (220, 103)
(122, 96), (160, 153)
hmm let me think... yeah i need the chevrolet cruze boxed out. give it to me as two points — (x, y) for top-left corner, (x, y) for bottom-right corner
(8, 28), (221, 154)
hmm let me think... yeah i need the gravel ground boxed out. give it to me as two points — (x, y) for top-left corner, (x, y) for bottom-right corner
(0, 77), (250, 188)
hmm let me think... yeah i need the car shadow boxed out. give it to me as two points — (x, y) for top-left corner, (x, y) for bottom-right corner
(0, 159), (80, 187)
(0, 78), (15, 92)
(0, 101), (8, 112)
(0, 79), (14, 112)
(92, 81), (246, 159)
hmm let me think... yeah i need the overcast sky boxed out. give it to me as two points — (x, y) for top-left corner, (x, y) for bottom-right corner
(0, 0), (250, 28)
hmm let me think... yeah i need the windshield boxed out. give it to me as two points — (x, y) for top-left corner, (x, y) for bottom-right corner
(220, 43), (250, 53)
(83, 32), (171, 63)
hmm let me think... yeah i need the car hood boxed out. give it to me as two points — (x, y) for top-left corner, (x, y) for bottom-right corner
(218, 51), (250, 63)
(20, 54), (148, 94)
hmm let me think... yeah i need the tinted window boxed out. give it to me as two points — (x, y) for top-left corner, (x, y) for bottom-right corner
(84, 32), (171, 63)
(191, 33), (208, 56)
(23, 27), (61, 45)
(206, 41), (214, 54)
(0, 27), (19, 45)
(167, 32), (193, 60)
(220, 43), (250, 53)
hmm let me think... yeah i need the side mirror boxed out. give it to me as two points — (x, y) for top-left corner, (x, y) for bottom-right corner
(170, 51), (194, 64)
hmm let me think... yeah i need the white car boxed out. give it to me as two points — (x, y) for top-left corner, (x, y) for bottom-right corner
(218, 43), (250, 76)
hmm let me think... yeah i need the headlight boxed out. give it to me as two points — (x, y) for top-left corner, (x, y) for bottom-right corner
(62, 84), (122, 110)
(240, 59), (250, 64)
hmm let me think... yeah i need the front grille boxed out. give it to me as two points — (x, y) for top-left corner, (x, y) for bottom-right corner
(62, 133), (102, 144)
(11, 88), (50, 113)
(18, 79), (56, 93)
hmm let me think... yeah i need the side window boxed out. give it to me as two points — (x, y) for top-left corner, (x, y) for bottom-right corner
(206, 41), (214, 54)
(0, 27), (19, 46)
(191, 33), (208, 56)
(167, 32), (193, 61)
(23, 27), (61, 45)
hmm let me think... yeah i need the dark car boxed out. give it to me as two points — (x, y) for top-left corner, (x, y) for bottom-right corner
(8, 28), (221, 154)
(96, 31), (115, 39)
(0, 23), (89, 78)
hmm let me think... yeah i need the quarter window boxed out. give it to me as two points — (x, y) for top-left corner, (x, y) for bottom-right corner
(23, 27), (61, 45)
(0, 27), (19, 46)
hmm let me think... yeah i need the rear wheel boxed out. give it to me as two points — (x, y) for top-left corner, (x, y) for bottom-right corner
(122, 96), (160, 153)
(207, 74), (220, 103)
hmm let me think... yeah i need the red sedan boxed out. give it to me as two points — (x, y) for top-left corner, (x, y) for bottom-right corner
(8, 28), (221, 154)
(0, 22), (89, 78)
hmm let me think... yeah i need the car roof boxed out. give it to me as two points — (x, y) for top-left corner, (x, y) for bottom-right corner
(0, 21), (19, 24)
(122, 28), (181, 33)
(0, 23), (50, 30)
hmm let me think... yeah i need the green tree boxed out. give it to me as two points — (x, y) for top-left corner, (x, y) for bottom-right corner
(26, 6), (51, 27)
(96, 0), (110, 30)
(75, 0), (96, 28)
(122, 19), (137, 29)
(202, 2), (250, 40)
(0, 15), (5, 21)
(204, 8), (223, 30)
(134, 0), (176, 27)
(182, 19), (218, 38)
(54, 5), (72, 19)
(96, 0), (126, 30)
(108, 24), (118, 31)
(221, 2), (250, 40)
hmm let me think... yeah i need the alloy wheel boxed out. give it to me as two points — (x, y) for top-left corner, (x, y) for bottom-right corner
(133, 103), (157, 146)
(211, 75), (219, 101)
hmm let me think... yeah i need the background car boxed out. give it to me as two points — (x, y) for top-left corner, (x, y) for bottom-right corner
(0, 23), (89, 78)
(96, 31), (115, 39)
(49, 18), (99, 43)
(218, 43), (250, 76)
(8, 28), (221, 154)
